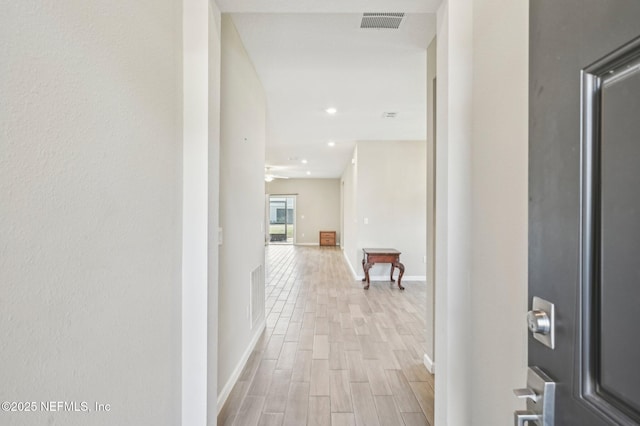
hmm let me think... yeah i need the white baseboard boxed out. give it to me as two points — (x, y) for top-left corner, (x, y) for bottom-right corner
(343, 250), (359, 279)
(424, 353), (435, 374)
(217, 319), (266, 414)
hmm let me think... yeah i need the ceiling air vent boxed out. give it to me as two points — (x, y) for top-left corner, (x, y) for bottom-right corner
(360, 13), (405, 29)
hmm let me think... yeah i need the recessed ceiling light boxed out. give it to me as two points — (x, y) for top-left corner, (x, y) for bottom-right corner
(328, 141), (336, 147)
(306, 171), (311, 175)
(301, 159), (308, 164)
(325, 107), (337, 115)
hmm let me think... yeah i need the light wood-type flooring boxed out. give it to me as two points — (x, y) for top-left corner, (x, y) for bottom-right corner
(218, 245), (434, 426)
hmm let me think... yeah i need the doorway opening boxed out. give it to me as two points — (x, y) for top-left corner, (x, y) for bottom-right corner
(268, 195), (296, 244)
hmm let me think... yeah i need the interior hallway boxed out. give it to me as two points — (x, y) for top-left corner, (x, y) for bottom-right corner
(218, 245), (434, 426)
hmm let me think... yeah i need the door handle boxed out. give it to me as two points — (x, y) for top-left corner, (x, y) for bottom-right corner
(513, 367), (555, 425)
(514, 410), (540, 425)
(513, 387), (539, 402)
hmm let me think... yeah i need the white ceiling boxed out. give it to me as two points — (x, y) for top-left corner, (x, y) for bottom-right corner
(217, 0), (441, 14)
(225, 4), (437, 178)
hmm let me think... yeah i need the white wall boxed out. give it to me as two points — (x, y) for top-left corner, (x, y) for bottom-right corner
(357, 140), (427, 279)
(341, 148), (359, 276)
(341, 141), (427, 281)
(266, 179), (341, 245)
(207, 2), (222, 425)
(218, 13), (267, 410)
(182, 0), (212, 424)
(425, 37), (437, 372)
(434, 0), (529, 424)
(434, 1), (473, 424)
(0, 1), (182, 425)
(470, 0), (528, 423)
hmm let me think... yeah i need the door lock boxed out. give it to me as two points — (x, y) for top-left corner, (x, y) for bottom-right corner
(527, 297), (555, 349)
(527, 310), (551, 334)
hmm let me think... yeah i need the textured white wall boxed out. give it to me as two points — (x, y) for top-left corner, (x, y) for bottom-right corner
(218, 14), (267, 409)
(0, 1), (182, 425)
(266, 179), (341, 245)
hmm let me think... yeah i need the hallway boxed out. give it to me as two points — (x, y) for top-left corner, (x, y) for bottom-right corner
(218, 245), (434, 426)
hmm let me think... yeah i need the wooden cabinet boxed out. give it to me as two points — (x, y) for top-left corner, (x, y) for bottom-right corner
(319, 231), (336, 246)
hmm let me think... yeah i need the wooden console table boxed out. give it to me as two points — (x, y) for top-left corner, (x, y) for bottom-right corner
(361, 248), (405, 290)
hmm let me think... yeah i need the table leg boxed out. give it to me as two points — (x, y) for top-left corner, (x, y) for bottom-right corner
(395, 261), (405, 290)
(390, 264), (396, 282)
(361, 258), (366, 282)
(363, 262), (373, 290)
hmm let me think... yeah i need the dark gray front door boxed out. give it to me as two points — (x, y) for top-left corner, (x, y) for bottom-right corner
(529, 1), (640, 424)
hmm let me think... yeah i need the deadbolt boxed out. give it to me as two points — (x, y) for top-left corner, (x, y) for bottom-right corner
(528, 297), (555, 349)
(527, 310), (551, 334)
